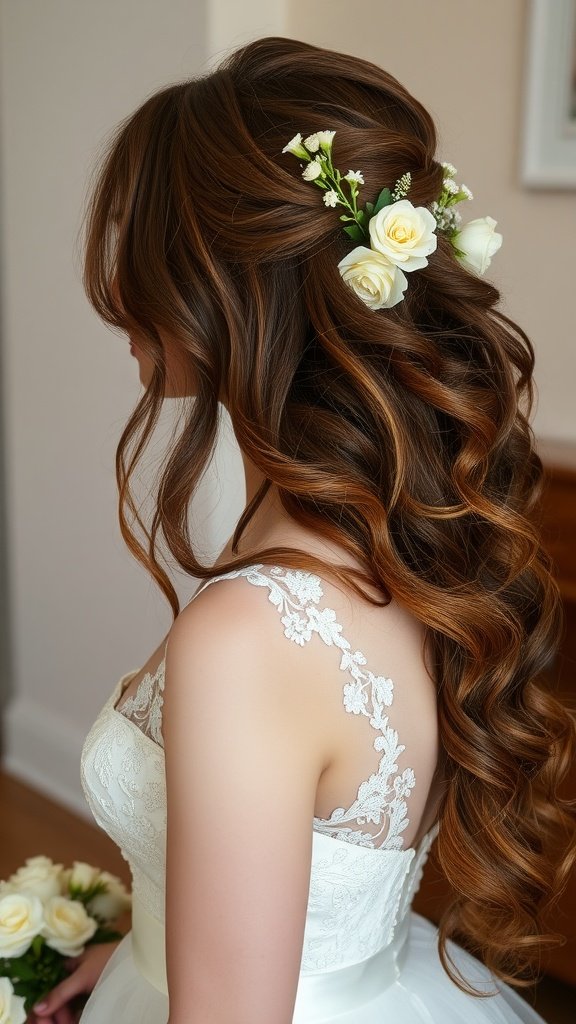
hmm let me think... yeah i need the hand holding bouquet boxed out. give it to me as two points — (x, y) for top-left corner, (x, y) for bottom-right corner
(0, 856), (131, 1020)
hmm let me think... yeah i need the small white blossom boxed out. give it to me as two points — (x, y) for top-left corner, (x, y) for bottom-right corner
(323, 189), (339, 207)
(443, 177), (459, 194)
(460, 184), (473, 200)
(282, 133), (308, 159)
(316, 130), (336, 150)
(391, 171), (412, 201)
(432, 203), (462, 233)
(344, 169), (364, 184)
(302, 158), (323, 181)
(304, 133), (320, 152)
(442, 161), (457, 176)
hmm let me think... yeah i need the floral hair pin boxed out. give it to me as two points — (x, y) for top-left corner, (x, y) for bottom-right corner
(281, 132), (503, 310)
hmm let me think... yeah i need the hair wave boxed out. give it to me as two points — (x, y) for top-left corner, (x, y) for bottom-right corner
(81, 36), (576, 993)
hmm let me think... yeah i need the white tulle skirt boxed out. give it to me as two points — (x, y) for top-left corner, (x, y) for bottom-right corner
(78, 912), (546, 1023)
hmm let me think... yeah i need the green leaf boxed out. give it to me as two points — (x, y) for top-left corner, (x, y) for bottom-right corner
(339, 214), (354, 222)
(8, 959), (37, 981)
(356, 209), (369, 227)
(365, 201), (374, 215)
(342, 224), (365, 242)
(373, 187), (392, 215)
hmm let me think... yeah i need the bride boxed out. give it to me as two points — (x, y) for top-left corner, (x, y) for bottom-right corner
(30, 34), (575, 1024)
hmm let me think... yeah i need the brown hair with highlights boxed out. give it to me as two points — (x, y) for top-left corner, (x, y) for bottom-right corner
(81, 36), (576, 993)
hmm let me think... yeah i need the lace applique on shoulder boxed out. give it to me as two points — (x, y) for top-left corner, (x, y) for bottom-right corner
(114, 561), (416, 851)
(116, 661), (166, 748)
(236, 564), (416, 851)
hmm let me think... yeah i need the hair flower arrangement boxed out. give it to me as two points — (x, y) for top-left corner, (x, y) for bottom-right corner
(282, 132), (503, 310)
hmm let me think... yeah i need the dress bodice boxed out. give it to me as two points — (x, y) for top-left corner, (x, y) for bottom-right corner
(79, 563), (438, 990)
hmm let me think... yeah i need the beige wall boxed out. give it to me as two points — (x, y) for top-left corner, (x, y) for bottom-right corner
(0, 0), (573, 812)
(288, 0), (576, 443)
(0, 0), (284, 812)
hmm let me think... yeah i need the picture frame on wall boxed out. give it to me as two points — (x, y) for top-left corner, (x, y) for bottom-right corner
(521, 0), (576, 187)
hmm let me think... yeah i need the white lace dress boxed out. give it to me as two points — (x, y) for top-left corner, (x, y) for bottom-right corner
(79, 563), (546, 1022)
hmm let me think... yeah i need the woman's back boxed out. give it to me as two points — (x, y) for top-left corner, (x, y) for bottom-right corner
(115, 533), (441, 855)
(79, 554), (543, 1022)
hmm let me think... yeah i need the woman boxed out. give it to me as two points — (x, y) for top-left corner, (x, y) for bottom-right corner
(30, 34), (575, 1024)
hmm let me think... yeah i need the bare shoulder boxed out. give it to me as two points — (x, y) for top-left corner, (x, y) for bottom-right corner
(165, 571), (299, 671)
(162, 572), (332, 771)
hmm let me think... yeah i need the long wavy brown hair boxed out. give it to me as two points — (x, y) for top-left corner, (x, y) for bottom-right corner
(81, 36), (576, 993)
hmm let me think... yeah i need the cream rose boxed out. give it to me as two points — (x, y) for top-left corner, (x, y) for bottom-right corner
(337, 246), (408, 310)
(0, 978), (26, 1024)
(368, 199), (437, 271)
(65, 861), (101, 893)
(41, 896), (97, 956)
(454, 216), (502, 274)
(86, 872), (131, 923)
(8, 856), (63, 902)
(0, 892), (44, 957)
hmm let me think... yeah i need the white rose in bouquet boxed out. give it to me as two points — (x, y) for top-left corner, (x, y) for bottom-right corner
(0, 893), (43, 957)
(7, 857), (63, 903)
(0, 977), (26, 1024)
(86, 872), (131, 923)
(453, 216), (502, 274)
(41, 897), (97, 957)
(61, 861), (101, 894)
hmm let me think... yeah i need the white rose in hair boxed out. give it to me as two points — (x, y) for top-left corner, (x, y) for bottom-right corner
(0, 977), (26, 1024)
(0, 892), (44, 957)
(41, 896), (97, 956)
(8, 855), (63, 902)
(337, 246), (408, 310)
(454, 216), (502, 274)
(86, 871), (131, 923)
(369, 199), (437, 271)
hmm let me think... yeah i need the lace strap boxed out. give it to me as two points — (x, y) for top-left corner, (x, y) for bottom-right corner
(220, 564), (416, 851)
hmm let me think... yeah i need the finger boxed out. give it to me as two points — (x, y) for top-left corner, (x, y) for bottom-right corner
(32, 972), (87, 1017)
(55, 1007), (75, 1024)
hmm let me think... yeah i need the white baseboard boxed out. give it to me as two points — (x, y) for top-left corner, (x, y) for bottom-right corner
(3, 695), (94, 820)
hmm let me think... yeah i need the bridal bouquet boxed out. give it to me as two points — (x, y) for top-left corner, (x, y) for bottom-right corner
(0, 855), (131, 1020)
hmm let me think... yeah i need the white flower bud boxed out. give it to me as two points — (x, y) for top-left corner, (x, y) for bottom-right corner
(454, 216), (502, 274)
(302, 159), (323, 181)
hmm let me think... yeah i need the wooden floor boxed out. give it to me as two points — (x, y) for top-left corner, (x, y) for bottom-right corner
(1, 769), (132, 936)
(1, 767), (574, 1022)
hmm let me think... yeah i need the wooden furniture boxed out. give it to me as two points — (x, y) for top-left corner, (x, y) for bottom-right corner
(413, 438), (576, 987)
